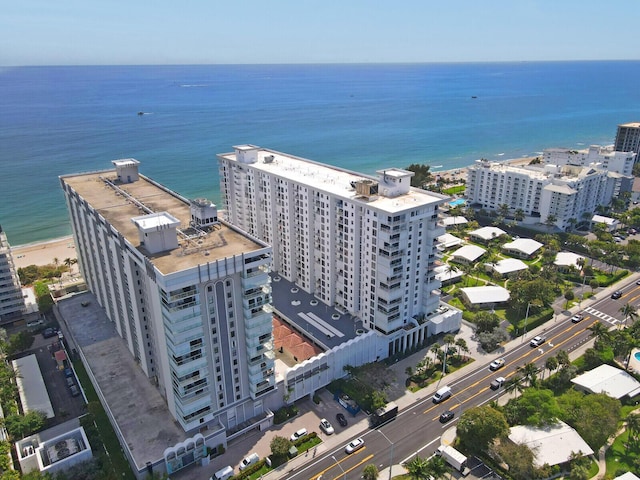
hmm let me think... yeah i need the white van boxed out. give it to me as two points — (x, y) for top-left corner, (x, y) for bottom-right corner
(433, 385), (452, 404)
(211, 465), (233, 480)
(239, 452), (260, 471)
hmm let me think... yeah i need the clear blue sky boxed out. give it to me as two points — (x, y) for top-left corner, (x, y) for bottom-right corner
(3, 1), (639, 66)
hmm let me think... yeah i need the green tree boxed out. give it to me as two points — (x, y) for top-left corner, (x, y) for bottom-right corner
(619, 302), (639, 329)
(34, 280), (54, 313)
(457, 405), (509, 454)
(494, 441), (535, 480)
(555, 349), (570, 368)
(572, 393), (621, 450)
(370, 390), (387, 411)
(455, 338), (469, 361)
(544, 356), (558, 379)
(506, 388), (561, 427)
(475, 311), (500, 333)
(362, 463), (379, 480)
(626, 413), (640, 446)
(564, 288), (575, 309)
(405, 164), (432, 188)
(517, 362), (539, 388)
(5, 331), (35, 355)
(404, 455), (431, 480)
(269, 435), (291, 464)
(425, 455), (450, 479)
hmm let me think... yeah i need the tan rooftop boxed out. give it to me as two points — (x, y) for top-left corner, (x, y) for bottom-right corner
(61, 170), (265, 275)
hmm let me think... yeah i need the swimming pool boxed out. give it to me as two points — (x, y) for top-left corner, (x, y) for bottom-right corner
(449, 199), (466, 207)
(635, 351), (640, 361)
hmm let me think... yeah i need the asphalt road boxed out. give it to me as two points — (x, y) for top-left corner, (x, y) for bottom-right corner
(283, 277), (640, 480)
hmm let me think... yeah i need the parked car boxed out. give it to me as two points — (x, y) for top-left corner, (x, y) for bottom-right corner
(611, 290), (623, 299)
(26, 319), (44, 328)
(529, 335), (546, 347)
(239, 453), (259, 471)
(345, 437), (364, 454)
(490, 377), (506, 390)
(69, 385), (80, 397)
(336, 413), (348, 427)
(319, 418), (334, 435)
(63, 368), (73, 378)
(290, 428), (308, 442)
(489, 358), (505, 371)
(439, 410), (455, 423)
(570, 313), (584, 323)
(66, 377), (75, 388)
(43, 327), (57, 338)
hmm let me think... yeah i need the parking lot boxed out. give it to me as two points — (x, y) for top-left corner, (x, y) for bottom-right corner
(15, 329), (87, 424)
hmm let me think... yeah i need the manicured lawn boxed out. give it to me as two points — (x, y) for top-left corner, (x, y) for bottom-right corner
(605, 429), (640, 476)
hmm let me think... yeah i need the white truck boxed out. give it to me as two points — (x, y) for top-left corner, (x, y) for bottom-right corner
(436, 445), (470, 476)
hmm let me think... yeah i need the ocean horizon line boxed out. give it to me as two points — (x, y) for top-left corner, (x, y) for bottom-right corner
(3, 59), (640, 68)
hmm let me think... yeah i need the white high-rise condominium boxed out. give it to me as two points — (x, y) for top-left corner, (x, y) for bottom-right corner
(60, 159), (276, 433)
(218, 145), (452, 355)
(0, 225), (26, 323)
(466, 159), (631, 230)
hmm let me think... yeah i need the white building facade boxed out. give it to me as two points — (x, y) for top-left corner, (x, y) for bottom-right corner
(466, 159), (630, 230)
(0, 225), (25, 323)
(543, 145), (636, 176)
(218, 145), (460, 357)
(60, 160), (277, 434)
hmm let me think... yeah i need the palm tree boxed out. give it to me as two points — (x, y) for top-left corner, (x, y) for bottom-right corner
(517, 362), (539, 387)
(626, 413), (640, 446)
(588, 321), (611, 346)
(555, 350), (570, 369)
(619, 303), (638, 329)
(544, 356), (558, 379)
(544, 214), (557, 230)
(426, 455), (451, 480)
(514, 209), (525, 222)
(498, 203), (510, 218)
(504, 375), (524, 398)
(430, 344), (442, 364)
(455, 338), (469, 361)
(404, 455), (431, 480)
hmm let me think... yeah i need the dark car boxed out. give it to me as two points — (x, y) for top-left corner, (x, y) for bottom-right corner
(336, 413), (348, 427)
(42, 327), (57, 338)
(611, 291), (623, 299)
(64, 368), (73, 378)
(439, 410), (455, 423)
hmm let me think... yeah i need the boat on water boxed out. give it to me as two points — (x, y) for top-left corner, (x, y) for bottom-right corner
(137, 111), (144, 116)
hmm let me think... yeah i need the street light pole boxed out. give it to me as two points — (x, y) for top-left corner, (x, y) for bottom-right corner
(379, 430), (394, 480)
(331, 455), (346, 480)
(523, 302), (531, 340)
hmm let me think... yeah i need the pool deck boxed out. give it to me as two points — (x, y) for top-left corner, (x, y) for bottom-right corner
(629, 348), (640, 373)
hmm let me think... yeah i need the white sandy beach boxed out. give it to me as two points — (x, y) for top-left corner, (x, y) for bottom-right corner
(11, 236), (77, 270)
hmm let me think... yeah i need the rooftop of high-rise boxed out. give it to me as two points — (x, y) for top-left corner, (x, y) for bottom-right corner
(60, 167), (267, 275)
(219, 146), (447, 213)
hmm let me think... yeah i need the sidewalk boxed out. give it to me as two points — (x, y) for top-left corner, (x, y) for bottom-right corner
(173, 273), (639, 480)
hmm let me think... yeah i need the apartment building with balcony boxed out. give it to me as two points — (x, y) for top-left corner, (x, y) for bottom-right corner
(466, 159), (631, 231)
(218, 145), (460, 358)
(0, 225), (26, 323)
(59, 159), (276, 436)
(543, 145), (636, 176)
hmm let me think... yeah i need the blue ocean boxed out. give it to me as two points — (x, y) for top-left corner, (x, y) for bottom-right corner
(1, 61), (639, 246)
